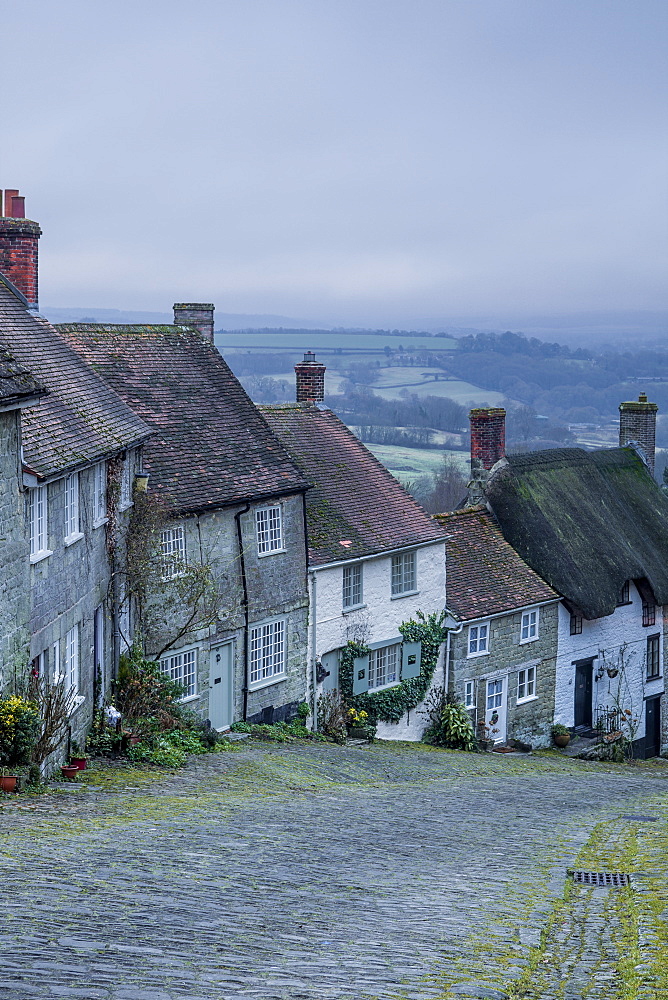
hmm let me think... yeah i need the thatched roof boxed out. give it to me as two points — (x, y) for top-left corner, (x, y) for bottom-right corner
(486, 447), (668, 620)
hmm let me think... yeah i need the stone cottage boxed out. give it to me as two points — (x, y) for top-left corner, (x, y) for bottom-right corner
(60, 309), (312, 728)
(261, 353), (447, 740)
(0, 191), (152, 746)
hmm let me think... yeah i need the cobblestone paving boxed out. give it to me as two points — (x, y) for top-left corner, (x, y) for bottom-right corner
(1, 742), (667, 1000)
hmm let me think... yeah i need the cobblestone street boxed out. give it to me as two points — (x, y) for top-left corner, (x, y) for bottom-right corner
(1, 741), (668, 1000)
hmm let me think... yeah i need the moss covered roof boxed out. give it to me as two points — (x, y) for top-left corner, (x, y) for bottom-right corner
(486, 447), (668, 619)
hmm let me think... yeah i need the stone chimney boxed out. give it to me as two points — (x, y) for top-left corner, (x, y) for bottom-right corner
(0, 189), (41, 309)
(619, 392), (658, 475)
(173, 303), (215, 342)
(295, 351), (326, 403)
(470, 407), (506, 472)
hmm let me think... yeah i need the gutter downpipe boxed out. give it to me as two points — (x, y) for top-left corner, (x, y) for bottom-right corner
(444, 613), (465, 700)
(310, 569), (318, 731)
(234, 503), (251, 721)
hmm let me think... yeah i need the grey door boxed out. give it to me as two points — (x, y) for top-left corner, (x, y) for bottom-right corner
(645, 696), (661, 759)
(320, 649), (339, 693)
(208, 643), (233, 731)
(574, 659), (593, 729)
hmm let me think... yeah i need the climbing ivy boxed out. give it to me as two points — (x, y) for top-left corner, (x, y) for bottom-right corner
(339, 611), (447, 724)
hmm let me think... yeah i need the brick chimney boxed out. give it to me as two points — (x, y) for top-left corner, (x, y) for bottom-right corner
(173, 303), (215, 342)
(295, 351), (326, 403)
(619, 392), (658, 475)
(470, 407), (506, 472)
(0, 189), (41, 309)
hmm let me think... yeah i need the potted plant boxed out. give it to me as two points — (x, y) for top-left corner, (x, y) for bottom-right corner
(60, 763), (80, 780)
(475, 721), (495, 752)
(0, 769), (19, 793)
(69, 740), (88, 770)
(346, 707), (370, 740)
(552, 723), (571, 748)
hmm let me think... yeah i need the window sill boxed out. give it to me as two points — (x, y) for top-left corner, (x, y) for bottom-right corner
(342, 603), (367, 615)
(519, 636), (539, 645)
(64, 531), (84, 547)
(368, 681), (400, 694)
(118, 501), (133, 512)
(391, 589), (419, 601)
(179, 694), (199, 704)
(68, 694), (85, 714)
(248, 672), (287, 693)
(30, 549), (53, 564)
(257, 548), (286, 558)
(92, 517), (108, 529)
(516, 694), (538, 706)
(647, 675), (662, 683)
(467, 650), (490, 658)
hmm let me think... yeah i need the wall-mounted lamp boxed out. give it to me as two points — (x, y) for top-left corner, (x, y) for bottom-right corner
(134, 472), (150, 492)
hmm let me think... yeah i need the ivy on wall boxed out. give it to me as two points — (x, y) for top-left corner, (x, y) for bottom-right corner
(339, 610), (447, 723)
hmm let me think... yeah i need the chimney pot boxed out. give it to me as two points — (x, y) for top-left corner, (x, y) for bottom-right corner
(0, 190), (41, 309)
(469, 407), (506, 472)
(10, 196), (25, 218)
(295, 351), (327, 403)
(619, 393), (658, 475)
(173, 302), (215, 342)
(3, 189), (18, 217)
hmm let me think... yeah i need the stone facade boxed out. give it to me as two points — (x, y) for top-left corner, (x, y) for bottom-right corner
(449, 601), (560, 747)
(0, 410), (30, 688)
(312, 541), (447, 741)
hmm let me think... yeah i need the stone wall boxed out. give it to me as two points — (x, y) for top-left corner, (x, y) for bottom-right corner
(450, 602), (560, 748)
(0, 411), (30, 688)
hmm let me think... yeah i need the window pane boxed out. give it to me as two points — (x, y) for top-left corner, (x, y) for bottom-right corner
(250, 620), (285, 684)
(343, 564), (362, 608)
(160, 526), (186, 578)
(256, 506), (283, 553)
(391, 552), (416, 595)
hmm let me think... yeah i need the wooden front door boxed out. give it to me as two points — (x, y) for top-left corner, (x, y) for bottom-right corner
(209, 643), (233, 731)
(645, 696), (661, 759)
(485, 677), (507, 743)
(574, 659), (593, 729)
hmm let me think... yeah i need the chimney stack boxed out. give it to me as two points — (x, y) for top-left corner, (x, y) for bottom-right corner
(619, 392), (658, 475)
(470, 407), (506, 472)
(295, 351), (327, 403)
(173, 303), (215, 342)
(0, 189), (41, 310)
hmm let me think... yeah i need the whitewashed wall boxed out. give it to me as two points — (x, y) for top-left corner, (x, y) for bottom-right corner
(312, 540), (446, 741)
(554, 583), (666, 742)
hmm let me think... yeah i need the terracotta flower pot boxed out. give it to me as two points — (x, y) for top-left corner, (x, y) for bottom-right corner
(60, 764), (79, 780)
(0, 775), (18, 793)
(553, 732), (570, 748)
(69, 757), (87, 770)
(128, 735), (142, 747)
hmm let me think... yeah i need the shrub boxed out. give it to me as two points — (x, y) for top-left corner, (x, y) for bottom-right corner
(316, 690), (347, 744)
(0, 696), (40, 767)
(422, 693), (475, 751)
(115, 648), (185, 726)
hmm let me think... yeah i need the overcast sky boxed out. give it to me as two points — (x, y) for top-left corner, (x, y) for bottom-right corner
(3, 0), (667, 328)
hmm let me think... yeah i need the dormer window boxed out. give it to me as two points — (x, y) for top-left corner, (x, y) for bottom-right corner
(617, 581), (630, 605)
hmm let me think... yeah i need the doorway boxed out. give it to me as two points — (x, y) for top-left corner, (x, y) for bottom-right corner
(485, 676), (507, 743)
(644, 695), (662, 759)
(208, 642), (234, 731)
(574, 659), (594, 730)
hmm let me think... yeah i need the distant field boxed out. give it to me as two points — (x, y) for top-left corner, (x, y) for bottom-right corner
(369, 372), (508, 406)
(363, 443), (468, 481)
(216, 331), (457, 352)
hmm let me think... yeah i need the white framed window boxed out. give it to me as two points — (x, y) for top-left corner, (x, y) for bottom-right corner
(256, 505), (284, 555)
(160, 525), (186, 579)
(249, 619), (286, 687)
(464, 679), (476, 709)
(391, 551), (417, 597)
(119, 452), (132, 510)
(64, 625), (80, 696)
(520, 608), (539, 643)
(64, 473), (82, 544)
(369, 643), (400, 690)
(161, 648), (197, 699)
(486, 678), (503, 710)
(52, 640), (64, 684)
(93, 462), (107, 526)
(517, 666), (536, 703)
(343, 563), (363, 610)
(29, 485), (50, 562)
(468, 622), (489, 656)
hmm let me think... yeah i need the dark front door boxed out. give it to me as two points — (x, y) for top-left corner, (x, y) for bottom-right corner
(574, 659), (594, 729)
(645, 696), (661, 759)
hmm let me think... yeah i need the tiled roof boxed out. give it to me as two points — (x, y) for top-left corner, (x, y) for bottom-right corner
(58, 324), (310, 513)
(0, 347), (45, 406)
(261, 403), (446, 566)
(0, 283), (150, 477)
(434, 506), (558, 621)
(486, 447), (668, 619)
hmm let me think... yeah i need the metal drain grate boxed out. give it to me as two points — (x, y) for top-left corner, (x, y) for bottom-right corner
(571, 870), (631, 887)
(621, 814), (658, 822)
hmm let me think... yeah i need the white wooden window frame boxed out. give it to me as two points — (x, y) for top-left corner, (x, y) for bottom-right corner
(249, 619), (286, 689)
(93, 462), (108, 527)
(391, 551), (417, 598)
(119, 452), (133, 511)
(52, 640), (64, 685)
(342, 563), (363, 610)
(64, 473), (83, 545)
(464, 679), (476, 709)
(468, 622), (490, 657)
(486, 678), (503, 710)
(255, 505), (284, 555)
(160, 647), (198, 700)
(368, 642), (400, 691)
(29, 485), (51, 563)
(520, 607), (539, 643)
(517, 665), (537, 703)
(65, 624), (80, 699)
(160, 525), (186, 579)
